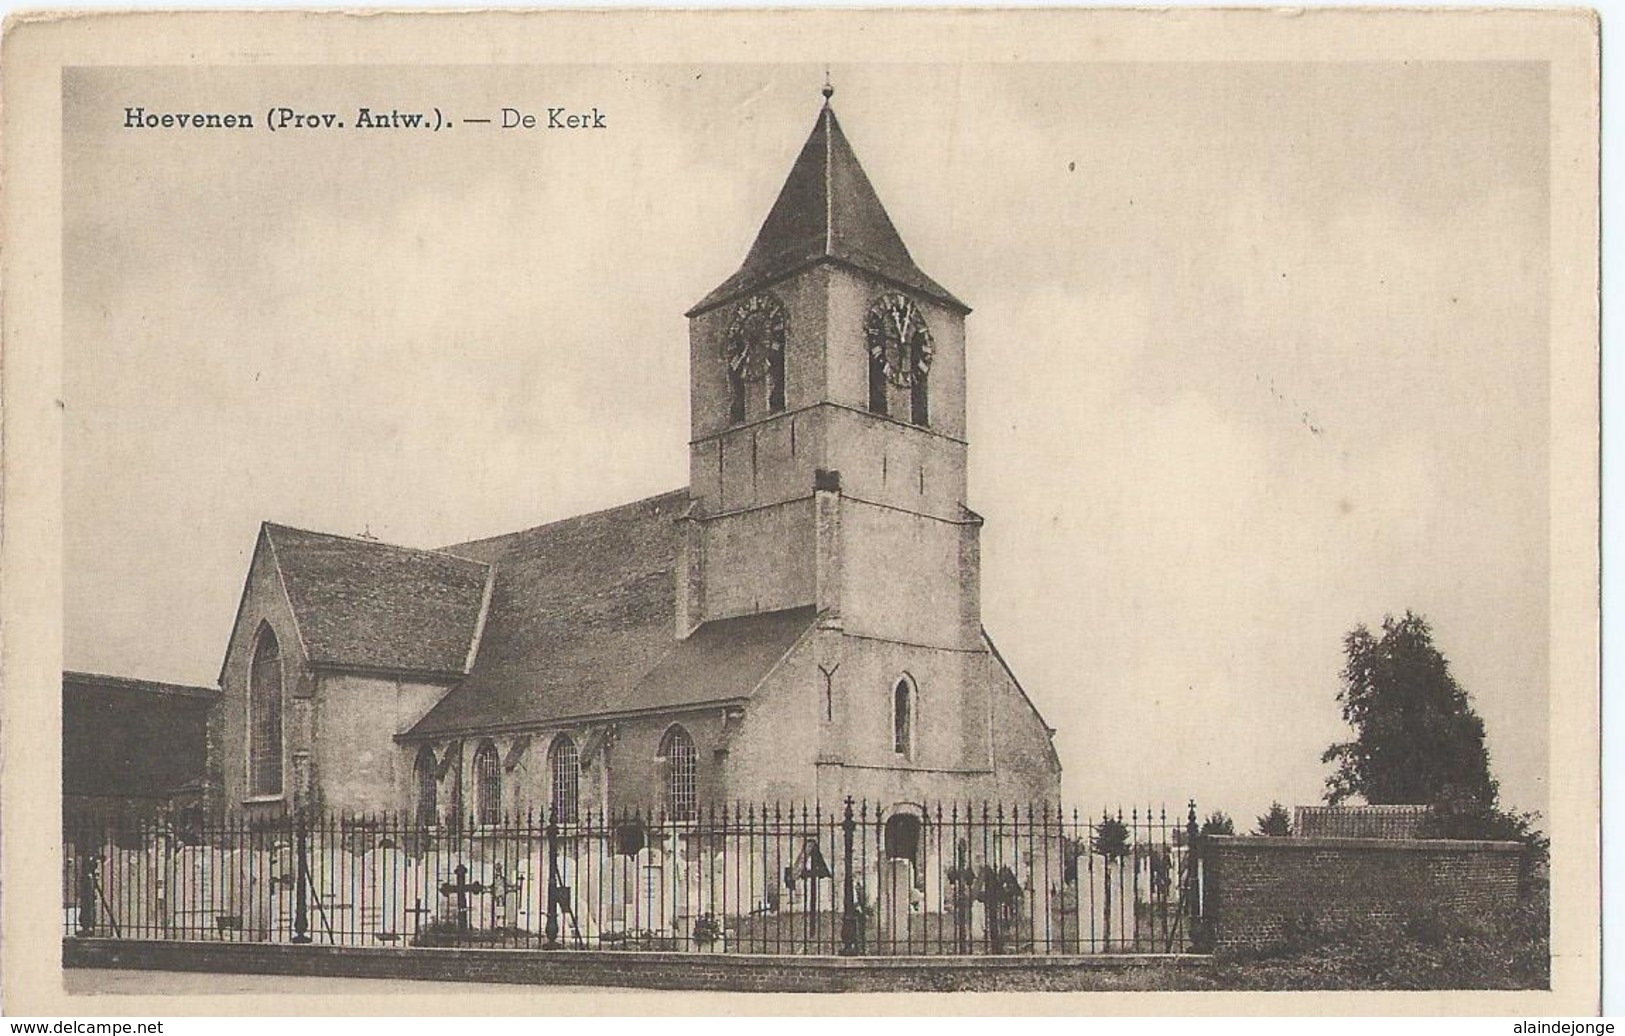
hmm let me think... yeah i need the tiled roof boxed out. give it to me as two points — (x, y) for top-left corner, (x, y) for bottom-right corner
(618, 605), (815, 715)
(689, 104), (965, 316)
(407, 490), (817, 737)
(264, 524), (490, 676)
(406, 490), (687, 735)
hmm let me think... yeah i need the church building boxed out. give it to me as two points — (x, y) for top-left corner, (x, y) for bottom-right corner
(216, 90), (1062, 826)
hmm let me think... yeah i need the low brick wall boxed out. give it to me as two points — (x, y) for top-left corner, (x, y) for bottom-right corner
(64, 939), (1209, 993)
(1203, 835), (1523, 955)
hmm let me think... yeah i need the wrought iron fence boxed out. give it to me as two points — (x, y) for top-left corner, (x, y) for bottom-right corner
(63, 800), (1209, 955)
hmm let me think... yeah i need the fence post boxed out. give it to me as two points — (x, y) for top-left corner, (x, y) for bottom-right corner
(291, 813), (312, 944)
(1185, 800), (1200, 924)
(545, 805), (560, 950)
(76, 853), (99, 937)
(840, 796), (857, 956)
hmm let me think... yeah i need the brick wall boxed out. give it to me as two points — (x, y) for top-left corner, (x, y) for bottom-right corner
(64, 939), (1209, 993)
(1204, 835), (1523, 954)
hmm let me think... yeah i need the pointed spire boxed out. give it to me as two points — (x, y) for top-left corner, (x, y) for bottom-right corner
(688, 98), (965, 317)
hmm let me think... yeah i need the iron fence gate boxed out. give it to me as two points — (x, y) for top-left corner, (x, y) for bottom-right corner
(64, 800), (1209, 955)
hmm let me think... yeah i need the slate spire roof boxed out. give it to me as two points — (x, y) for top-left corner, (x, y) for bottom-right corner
(688, 100), (965, 316)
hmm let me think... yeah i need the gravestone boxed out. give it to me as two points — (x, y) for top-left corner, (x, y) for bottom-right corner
(879, 858), (916, 946)
(489, 861), (523, 930)
(358, 844), (409, 942)
(635, 846), (668, 932)
(309, 846), (360, 943)
(99, 846), (159, 936)
(168, 850), (225, 935)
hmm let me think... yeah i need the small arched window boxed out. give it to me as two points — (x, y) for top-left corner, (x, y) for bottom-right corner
(248, 625), (284, 797)
(661, 725), (698, 821)
(550, 734), (580, 824)
(893, 676), (916, 759)
(473, 740), (501, 826)
(414, 746), (438, 826)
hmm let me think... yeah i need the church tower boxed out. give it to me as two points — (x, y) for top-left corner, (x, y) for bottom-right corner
(680, 89), (982, 657)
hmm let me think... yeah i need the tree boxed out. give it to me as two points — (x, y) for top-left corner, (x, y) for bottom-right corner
(1255, 802), (1292, 837)
(1322, 612), (1499, 812)
(1199, 810), (1234, 836)
(1093, 814), (1130, 946)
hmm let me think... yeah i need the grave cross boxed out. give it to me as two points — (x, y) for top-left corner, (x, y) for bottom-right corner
(438, 864), (487, 932)
(405, 897), (432, 936)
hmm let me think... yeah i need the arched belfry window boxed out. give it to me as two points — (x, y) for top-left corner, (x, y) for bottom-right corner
(247, 624), (283, 797)
(868, 349), (889, 415)
(473, 740), (501, 825)
(660, 725), (698, 821)
(414, 746), (438, 826)
(550, 734), (580, 824)
(864, 294), (933, 425)
(892, 675), (917, 759)
(910, 337), (931, 426)
(723, 294), (788, 424)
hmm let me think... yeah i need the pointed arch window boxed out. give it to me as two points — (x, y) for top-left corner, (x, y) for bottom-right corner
(247, 625), (283, 797)
(473, 740), (502, 826)
(892, 675), (917, 759)
(661, 725), (698, 821)
(414, 746), (438, 826)
(549, 734), (580, 824)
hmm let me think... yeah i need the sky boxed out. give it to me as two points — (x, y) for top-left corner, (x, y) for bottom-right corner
(63, 62), (1550, 823)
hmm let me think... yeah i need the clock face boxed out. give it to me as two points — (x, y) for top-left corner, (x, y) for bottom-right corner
(723, 294), (787, 382)
(864, 294), (933, 388)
